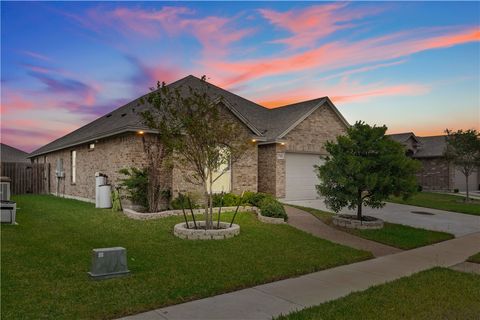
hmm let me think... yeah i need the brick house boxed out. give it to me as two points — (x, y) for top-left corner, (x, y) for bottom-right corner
(29, 75), (349, 206)
(388, 132), (479, 192)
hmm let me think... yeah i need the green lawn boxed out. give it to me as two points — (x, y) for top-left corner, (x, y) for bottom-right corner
(276, 268), (480, 320)
(389, 192), (480, 216)
(289, 205), (454, 249)
(1, 195), (371, 319)
(467, 252), (480, 264)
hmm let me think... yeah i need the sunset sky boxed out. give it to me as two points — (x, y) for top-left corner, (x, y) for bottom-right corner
(1, 1), (479, 152)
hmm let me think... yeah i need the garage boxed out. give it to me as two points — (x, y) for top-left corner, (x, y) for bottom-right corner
(454, 168), (479, 192)
(285, 153), (324, 200)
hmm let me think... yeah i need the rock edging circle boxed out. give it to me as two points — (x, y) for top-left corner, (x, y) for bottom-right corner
(173, 221), (240, 240)
(332, 214), (384, 230)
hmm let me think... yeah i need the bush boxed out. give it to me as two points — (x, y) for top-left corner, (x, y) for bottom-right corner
(119, 167), (148, 209)
(212, 193), (240, 207)
(243, 192), (275, 207)
(417, 185), (423, 192)
(171, 194), (200, 210)
(454, 188), (459, 193)
(259, 197), (287, 221)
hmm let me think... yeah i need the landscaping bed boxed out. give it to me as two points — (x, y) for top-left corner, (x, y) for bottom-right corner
(289, 205), (454, 249)
(388, 192), (480, 216)
(1, 195), (371, 319)
(275, 267), (480, 320)
(467, 252), (480, 264)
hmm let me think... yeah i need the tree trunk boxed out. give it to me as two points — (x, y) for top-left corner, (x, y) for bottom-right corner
(208, 173), (214, 229)
(357, 190), (363, 221)
(203, 183), (209, 229)
(465, 174), (470, 203)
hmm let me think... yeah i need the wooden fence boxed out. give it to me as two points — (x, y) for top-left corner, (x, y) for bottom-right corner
(1, 162), (50, 195)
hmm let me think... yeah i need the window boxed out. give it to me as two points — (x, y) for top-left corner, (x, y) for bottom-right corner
(71, 150), (76, 184)
(207, 148), (232, 194)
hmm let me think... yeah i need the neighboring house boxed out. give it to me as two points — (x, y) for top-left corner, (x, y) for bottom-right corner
(29, 75), (349, 206)
(1, 143), (30, 163)
(389, 132), (479, 192)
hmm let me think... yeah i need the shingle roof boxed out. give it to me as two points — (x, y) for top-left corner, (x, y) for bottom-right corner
(263, 97), (327, 140)
(1, 143), (30, 163)
(388, 132), (417, 144)
(415, 135), (447, 158)
(29, 75), (343, 157)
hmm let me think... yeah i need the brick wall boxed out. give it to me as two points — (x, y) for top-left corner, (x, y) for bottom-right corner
(283, 104), (347, 154)
(257, 104), (347, 198)
(37, 132), (151, 201)
(416, 157), (453, 191)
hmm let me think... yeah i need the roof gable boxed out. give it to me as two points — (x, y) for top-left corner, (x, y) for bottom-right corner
(29, 75), (347, 157)
(1, 143), (30, 163)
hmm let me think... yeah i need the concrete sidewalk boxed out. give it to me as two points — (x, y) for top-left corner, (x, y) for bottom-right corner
(119, 232), (480, 320)
(283, 199), (480, 237)
(285, 205), (401, 257)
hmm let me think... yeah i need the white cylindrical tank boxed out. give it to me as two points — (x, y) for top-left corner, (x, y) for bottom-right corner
(98, 185), (112, 209)
(95, 173), (107, 208)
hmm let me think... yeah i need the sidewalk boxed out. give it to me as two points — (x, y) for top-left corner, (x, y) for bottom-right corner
(284, 206), (401, 257)
(119, 232), (480, 320)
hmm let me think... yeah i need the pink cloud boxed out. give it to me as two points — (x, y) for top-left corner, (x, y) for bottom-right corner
(20, 50), (52, 62)
(210, 26), (480, 88)
(259, 3), (381, 49)
(1, 91), (35, 114)
(71, 6), (252, 58)
(257, 80), (429, 108)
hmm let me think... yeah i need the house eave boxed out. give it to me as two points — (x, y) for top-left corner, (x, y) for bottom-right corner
(28, 126), (155, 158)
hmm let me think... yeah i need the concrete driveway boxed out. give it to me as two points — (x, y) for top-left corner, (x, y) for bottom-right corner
(282, 198), (480, 237)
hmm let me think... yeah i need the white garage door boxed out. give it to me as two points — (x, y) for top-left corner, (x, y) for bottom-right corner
(285, 153), (324, 200)
(454, 168), (479, 191)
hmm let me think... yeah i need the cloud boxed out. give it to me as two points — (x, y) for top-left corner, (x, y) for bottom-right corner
(68, 6), (253, 58)
(19, 50), (52, 62)
(210, 26), (480, 87)
(257, 79), (430, 108)
(259, 3), (381, 49)
(125, 55), (185, 93)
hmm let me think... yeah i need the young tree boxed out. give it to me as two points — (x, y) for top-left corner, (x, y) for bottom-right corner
(316, 121), (420, 220)
(140, 76), (250, 229)
(445, 129), (480, 202)
(141, 133), (171, 212)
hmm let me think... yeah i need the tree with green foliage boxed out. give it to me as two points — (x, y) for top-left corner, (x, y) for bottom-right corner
(140, 76), (250, 229)
(316, 121), (420, 220)
(445, 129), (480, 202)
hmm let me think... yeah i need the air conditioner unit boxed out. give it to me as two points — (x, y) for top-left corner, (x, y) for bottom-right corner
(1, 200), (16, 224)
(0, 176), (11, 201)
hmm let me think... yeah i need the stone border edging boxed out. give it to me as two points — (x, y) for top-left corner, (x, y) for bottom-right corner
(173, 221), (240, 240)
(123, 205), (287, 224)
(258, 211), (286, 224)
(123, 206), (257, 220)
(332, 215), (384, 229)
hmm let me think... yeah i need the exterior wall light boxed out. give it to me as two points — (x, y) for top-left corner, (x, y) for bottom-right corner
(138, 131), (144, 135)
(280, 142), (285, 145)
(251, 139), (256, 142)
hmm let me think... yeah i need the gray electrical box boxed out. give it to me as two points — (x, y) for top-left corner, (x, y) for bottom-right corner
(88, 247), (130, 280)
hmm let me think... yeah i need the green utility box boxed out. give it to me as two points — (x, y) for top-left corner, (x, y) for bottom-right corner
(88, 247), (130, 280)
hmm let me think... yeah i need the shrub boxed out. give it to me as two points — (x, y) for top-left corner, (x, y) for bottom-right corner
(171, 194), (200, 210)
(119, 167), (148, 209)
(259, 197), (287, 221)
(212, 193), (240, 207)
(454, 188), (459, 193)
(417, 185), (423, 192)
(243, 192), (275, 207)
